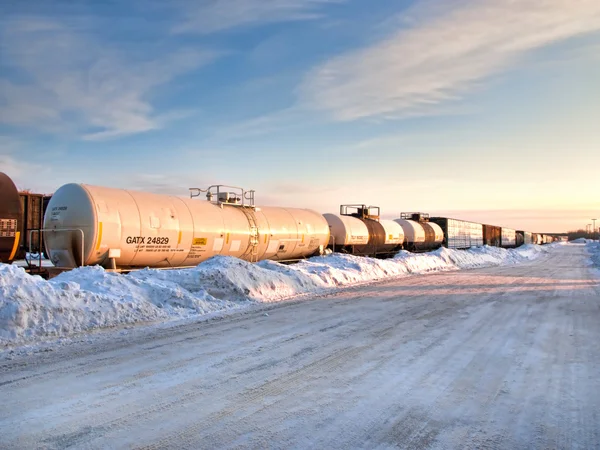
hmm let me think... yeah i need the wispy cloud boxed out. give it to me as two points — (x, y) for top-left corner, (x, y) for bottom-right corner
(0, 17), (219, 140)
(299, 0), (600, 121)
(173, 0), (342, 34)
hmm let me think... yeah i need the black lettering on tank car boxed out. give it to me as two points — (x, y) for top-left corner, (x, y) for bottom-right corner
(126, 236), (146, 244)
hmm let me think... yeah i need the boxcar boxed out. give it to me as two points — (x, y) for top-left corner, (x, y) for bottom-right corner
(429, 217), (483, 249)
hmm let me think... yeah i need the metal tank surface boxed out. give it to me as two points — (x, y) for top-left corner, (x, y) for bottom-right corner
(325, 205), (403, 257)
(43, 184), (330, 269)
(394, 219), (425, 250)
(0, 172), (23, 263)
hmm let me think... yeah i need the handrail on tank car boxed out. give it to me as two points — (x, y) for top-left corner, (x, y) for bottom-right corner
(189, 185), (255, 208)
(339, 204), (380, 221)
(400, 212), (430, 221)
(30, 228), (85, 267)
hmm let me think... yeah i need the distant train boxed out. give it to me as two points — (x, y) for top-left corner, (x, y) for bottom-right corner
(0, 173), (559, 271)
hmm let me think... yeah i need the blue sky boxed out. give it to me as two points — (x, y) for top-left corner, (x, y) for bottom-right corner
(1, 0), (599, 232)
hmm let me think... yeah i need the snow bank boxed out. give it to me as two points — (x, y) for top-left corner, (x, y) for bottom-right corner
(585, 241), (600, 270)
(0, 245), (547, 347)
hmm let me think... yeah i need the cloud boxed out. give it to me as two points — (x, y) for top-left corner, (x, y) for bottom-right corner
(299, 0), (600, 121)
(0, 17), (219, 139)
(173, 0), (342, 34)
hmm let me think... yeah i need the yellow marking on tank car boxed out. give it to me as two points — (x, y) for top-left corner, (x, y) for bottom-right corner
(8, 232), (20, 261)
(177, 231), (182, 245)
(193, 237), (207, 246)
(96, 222), (103, 251)
(264, 234), (267, 244)
(226, 233), (230, 244)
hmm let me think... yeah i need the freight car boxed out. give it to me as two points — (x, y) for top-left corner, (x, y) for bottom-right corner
(429, 217), (483, 249)
(500, 227), (517, 248)
(394, 213), (443, 252)
(325, 205), (404, 257)
(519, 230), (533, 245)
(483, 224), (501, 246)
(18, 191), (52, 259)
(0, 172), (22, 264)
(43, 184), (329, 269)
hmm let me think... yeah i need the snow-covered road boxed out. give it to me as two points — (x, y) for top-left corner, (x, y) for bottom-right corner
(1, 243), (599, 449)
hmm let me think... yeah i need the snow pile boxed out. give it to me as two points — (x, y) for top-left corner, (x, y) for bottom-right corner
(571, 238), (597, 244)
(585, 241), (600, 269)
(1, 245), (547, 347)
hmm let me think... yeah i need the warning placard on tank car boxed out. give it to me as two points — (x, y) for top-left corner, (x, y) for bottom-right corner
(192, 237), (207, 246)
(0, 219), (17, 237)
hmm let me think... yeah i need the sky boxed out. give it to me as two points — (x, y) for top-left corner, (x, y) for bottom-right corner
(1, 0), (599, 233)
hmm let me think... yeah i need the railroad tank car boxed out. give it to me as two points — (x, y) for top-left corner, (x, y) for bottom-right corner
(429, 217), (483, 249)
(483, 224), (501, 246)
(43, 184), (330, 269)
(0, 172), (23, 264)
(325, 205), (404, 257)
(500, 228), (517, 248)
(394, 213), (443, 251)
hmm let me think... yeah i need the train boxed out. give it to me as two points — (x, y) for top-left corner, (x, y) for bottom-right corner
(0, 173), (560, 272)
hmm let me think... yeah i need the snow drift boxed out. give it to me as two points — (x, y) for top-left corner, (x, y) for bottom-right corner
(585, 240), (600, 269)
(0, 244), (547, 347)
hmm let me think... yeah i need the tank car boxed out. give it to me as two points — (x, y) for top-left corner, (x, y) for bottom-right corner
(0, 172), (23, 264)
(394, 213), (443, 252)
(325, 205), (403, 257)
(43, 184), (330, 269)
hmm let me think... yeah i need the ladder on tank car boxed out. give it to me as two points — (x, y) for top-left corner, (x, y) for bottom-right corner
(240, 207), (260, 262)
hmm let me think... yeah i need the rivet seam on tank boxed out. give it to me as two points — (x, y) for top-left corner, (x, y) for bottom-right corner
(8, 232), (21, 260)
(96, 222), (103, 251)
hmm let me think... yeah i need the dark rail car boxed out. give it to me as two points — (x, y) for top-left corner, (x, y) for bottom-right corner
(0, 172), (23, 263)
(18, 192), (52, 258)
(483, 224), (501, 246)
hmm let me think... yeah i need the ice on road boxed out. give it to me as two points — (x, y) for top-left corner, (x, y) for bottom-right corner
(1, 243), (599, 449)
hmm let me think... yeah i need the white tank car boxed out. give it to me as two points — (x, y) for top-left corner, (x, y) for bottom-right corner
(394, 219), (425, 245)
(323, 214), (369, 246)
(427, 222), (444, 245)
(379, 219), (405, 245)
(43, 184), (330, 269)
(394, 218), (444, 251)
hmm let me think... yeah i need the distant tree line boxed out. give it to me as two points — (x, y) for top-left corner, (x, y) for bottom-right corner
(567, 229), (599, 241)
